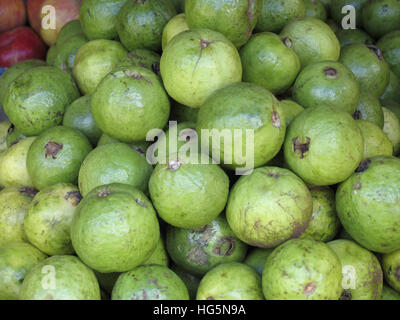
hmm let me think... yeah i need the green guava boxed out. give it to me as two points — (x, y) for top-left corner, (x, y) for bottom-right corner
(279, 100), (304, 126)
(0, 242), (47, 300)
(20, 255), (101, 300)
(56, 20), (84, 46)
(170, 264), (201, 300)
(280, 17), (340, 68)
(117, 0), (177, 51)
(304, 0), (327, 21)
(293, 61), (360, 114)
(24, 183), (82, 255)
(72, 39), (127, 95)
(226, 166), (313, 248)
(262, 238), (343, 300)
(336, 29), (374, 48)
(196, 262), (264, 300)
(185, 0), (261, 48)
(382, 249), (400, 292)
(162, 13), (189, 50)
(356, 120), (393, 158)
(330, 0), (368, 28)
(381, 284), (400, 299)
(78, 143), (153, 196)
(382, 106), (400, 154)
(91, 67), (170, 143)
(71, 186), (160, 272)
(240, 32), (301, 94)
(256, 0), (306, 33)
(381, 71), (400, 105)
(142, 236), (169, 267)
(0, 121), (10, 152)
(46, 46), (57, 66)
(352, 92), (384, 128)
(97, 134), (151, 154)
(112, 265), (189, 300)
(340, 44), (390, 98)
(160, 29), (242, 109)
(336, 155), (400, 253)
(284, 106), (364, 186)
(5, 124), (25, 148)
(53, 34), (88, 74)
(3, 67), (80, 136)
(26, 126), (93, 190)
(383, 100), (400, 120)
(377, 30), (400, 80)
(244, 248), (274, 274)
(113, 49), (161, 75)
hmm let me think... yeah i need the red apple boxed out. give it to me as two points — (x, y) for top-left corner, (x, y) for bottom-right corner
(0, 26), (47, 68)
(0, 0), (27, 33)
(27, 0), (47, 33)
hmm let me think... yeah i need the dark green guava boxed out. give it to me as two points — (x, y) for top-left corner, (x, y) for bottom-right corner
(46, 46), (57, 66)
(353, 92), (384, 128)
(56, 20), (84, 46)
(113, 49), (161, 75)
(170, 264), (201, 300)
(381, 285), (400, 299)
(356, 120), (393, 158)
(53, 34), (88, 74)
(304, 0), (327, 21)
(382, 249), (400, 292)
(244, 248), (274, 274)
(330, 0), (368, 28)
(336, 29), (374, 48)
(382, 107), (400, 154)
(381, 71), (400, 105)
(377, 30), (400, 80)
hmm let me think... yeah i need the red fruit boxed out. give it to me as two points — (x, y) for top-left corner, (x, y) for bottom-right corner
(27, 0), (47, 33)
(0, 0), (27, 33)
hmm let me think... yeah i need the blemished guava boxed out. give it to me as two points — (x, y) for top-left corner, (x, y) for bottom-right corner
(382, 107), (400, 155)
(72, 39), (127, 95)
(170, 102), (199, 123)
(185, 0), (261, 48)
(0, 137), (36, 188)
(382, 249), (400, 292)
(112, 265), (189, 300)
(336, 29), (374, 48)
(113, 49), (161, 75)
(328, 239), (383, 300)
(293, 60), (360, 114)
(162, 13), (189, 50)
(79, 0), (128, 40)
(283, 106), (364, 186)
(0, 121), (10, 152)
(26, 126), (93, 191)
(304, 0), (327, 21)
(117, 0), (176, 51)
(24, 183), (82, 255)
(356, 120), (393, 158)
(226, 166), (313, 248)
(56, 20), (84, 47)
(19, 255), (101, 300)
(3, 67), (80, 137)
(53, 34), (88, 74)
(149, 155), (229, 229)
(166, 215), (248, 276)
(196, 82), (286, 170)
(280, 17), (340, 68)
(96, 134), (151, 154)
(170, 264), (201, 300)
(336, 156), (400, 253)
(5, 124), (26, 148)
(352, 91), (384, 128)
(377, 30), (400, 80)
(240, 32), (300, 94)
(71, 186), (160, 273)
(256, 0), (306, 33)
(0, 242), (47, 300)
(279, 100), (304, 126)
(300, 187), (340, 242)
(196, 262), (264, 300)
(381, 285), (400, 299)
(340, 44), (390, 98)
(91, 66), (170, 143)
(381, 71), (400, 105)
(78, 142), (153, 196)
(262, 239), (343, 300)
(244, 248), (274, 274)
(330, 0), (367, 28)
(142, 237), (169, 267)
(160, 29), (242, 109)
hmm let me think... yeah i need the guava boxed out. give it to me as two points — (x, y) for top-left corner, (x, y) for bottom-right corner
(26, 126), (93, 191)
(112, 265), (189, 300)
(79, 0), (128, 40)
(262, 238), (342, 300)
(352, 92), (384, 128)
(336, 29), (374, 48)
(0, 242), (47, 300)
(97, 134), (151, 154)
(336, 155), (400, 253)
(381, 71), (400, 105)
(356, 120), (393, 158)
(279, 100), (304, 126)
(3, 66), (80, 136)
(117, 0), (177, 51)
(381, 285), (400, 299)
(148, 154), (229, 229)
(226, 166), (313, 248)
(185, 0), (261, 48)
(72, 39), (127, 95)
(56, 20), (84, 46)
(284, 106), (364, 186)
(162, 13), (189, 50)
(170, 264), (201, 300)
(330, 0), (368, 28)
(91, 66), (170, 142)
(256, 0), (306, 33)
(170, 102), (199, 123)
(197, 82), (286, 170)
(71, 186), (160, 273)
(196, 262), (264, 300)
(382, 106), (400, 154)
(46, 46), (57, 66)
(244, 248), (274, 274)
(0, 121), (10, 151)
(142, 237), (169, 267)
(240, 32), (301, 94)
(304, 0), (327, 21)
(24, 183), (82, 255)
(383, 100), (400, 120)
(293, 61), (360, 114)
(78, 143), (153, 196)
(20, 255), (101, 300)
(5, 124), (25, 148)
(53, 34), (88, 74)
(280, 17), (340, 68)
(113, 49), (161, 75)
(339, 44), (390, 98)
(382, 249), (400, 292)
(160, 29), (242, 109)
(377, 30), (400, 80)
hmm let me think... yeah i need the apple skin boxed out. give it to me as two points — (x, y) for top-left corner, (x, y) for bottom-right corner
(0, 26), (47, 68)
(27, 0), (47, 33)
(0, 0), (27, 33)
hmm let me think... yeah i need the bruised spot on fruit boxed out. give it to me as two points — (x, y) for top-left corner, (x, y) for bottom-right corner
(7, 124), (14, 134)
(45, 141), (63, 159)
(19, 187), (38, 198)
(323, 66), (339, 79)
(304, 282), (317, 296)
(206, 296), (215, 300)
(268, 172), (280, 178)
(200, 39), (210, 49)
(282, 37), (293, 49)
(356, 159), (371, 173)
(352, 181), (362, 190)
(10, 139), (21, 147)
(44, 293), (54, 300)
(340, 289), (352, 300)
(65, 191), (82, 206)
(367, 45), (384, 61)
(168, 159), (181, 171)
(124, 70), (153, 85)
(97, 190), (113, 198)
(136, 199), (148, 208)
(132, 146), (145, 155)
(151, 62), (160, 76)
(352, 110), (362, 120)
(292, 137), (311, 159)
(396, 267), (400, 282)
(187, 247), (209, 266)
(271, 111), (281, 128)
(214, 237), (235, 256)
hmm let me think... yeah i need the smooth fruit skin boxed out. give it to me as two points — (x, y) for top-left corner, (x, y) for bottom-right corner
(113, 49), (161, 74)
(328, 239), (383, 300)
(244, 248), (274, 274)
(91, 67), (170, 143)
(226, 167), (313, 248)
(112, 265), (189, 300)
(0, 242), (47, 300)
(356, 120), (393, 158)
(381, 71), (400, 105)
(304, 0), (327, 21)
(160, 29), (242, 109)
(377, 30), (400, 80)
(336, 156), (400, 253)
(185, 0), (261, 48)
(330, 0), (368, 28)
(162, 13), (189, 50)
(19, 255), (101, 300)
(142, 237), (169, 267)
(56, 20), (84, 47)
(96, 134), (151, 154)
(53, 34), (88, 74)
(382, 107), (400, 155)
(382, 249), (400, 292)
(279, 100), (304, 126)
(240, 32), (301, 94)
(336, 29), (374, 48)
(353, 91), (384, 128)
(196, 262), (264, 300)
(262, 239), (343, 300)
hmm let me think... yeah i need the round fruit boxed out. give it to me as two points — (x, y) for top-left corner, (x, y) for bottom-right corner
(142, 237), (169, 267)
(383, 100), (400, 120)
(382, 106), (400, 154)
(53, 34), (88, 74)
(96, 134), (151, 154)
(330, 0), (368, 28)
(381, 249), (400, 292)
(279, 100), (304, 126)
(352, 92), (384, 128)
(56, 20), (84, 46)
(46, 46), (57, 66)
(381, 71), (400, 105)
(244, 248), (274, 274)
(304, 0), (327, 21)
(377, 30), (400, 80)
(113, 49), (161, 75)
(356, 120), (393, 158)
(162, 13), (189, 50)
(336, 29), (374, 47)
